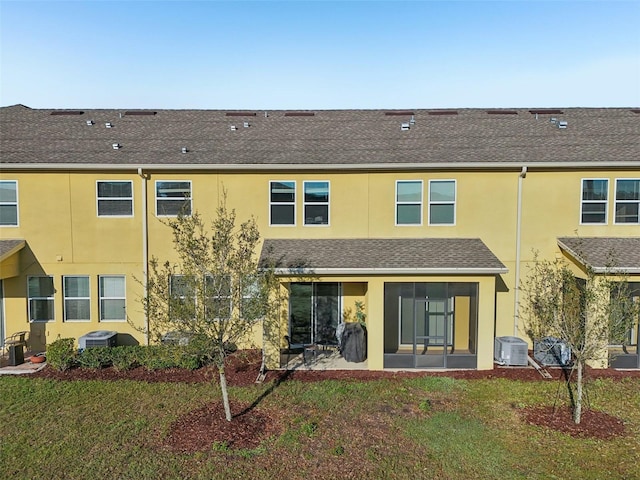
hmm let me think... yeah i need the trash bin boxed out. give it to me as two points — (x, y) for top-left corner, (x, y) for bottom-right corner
(8, 344), (24, 366)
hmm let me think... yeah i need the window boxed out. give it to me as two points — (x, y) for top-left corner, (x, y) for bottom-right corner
(28, 276), (54, 322)
(97, 181), (133, 216)
(99, 275), (126, 321)
(615, 179), (640, 224)
(270, 181), (296, 225)
(240, 277), (262, 320)
(64, 276), (90, 321)
(0, 180), (18, 226)
(156, 181), (191, 216)
(304, 181), (329, 225)
(396, 180), (422, 225)
(169, 274), (232, 320)
(429, 180), (456, 225)
(581, 179), (608, 224)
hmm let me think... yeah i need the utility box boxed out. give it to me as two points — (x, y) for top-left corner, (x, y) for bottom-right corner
(8, 344), (24, 366)
(494, 336), (528, 366)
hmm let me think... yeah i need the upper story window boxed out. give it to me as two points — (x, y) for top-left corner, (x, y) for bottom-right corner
(97, 181), (133, 217)
(429, 180), (456, 225)
(396, 180), (423, 225)
(99, 275), (126, 321)
(581, 179), (608, 224)
(0, 180), (18, 226)
(304, 181), (329, 226)
(63, 275), (90, 322)
(614, 179), (640, 224)
(156, 181), (192, 217)
(28, 276), (55, 322)
(270, 181), (296, 225)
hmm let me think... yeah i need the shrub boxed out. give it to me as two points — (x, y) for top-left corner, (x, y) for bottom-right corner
(77, 347), (112, 369)
(110, 345), (142, 371)
(46, 338), (77, 371)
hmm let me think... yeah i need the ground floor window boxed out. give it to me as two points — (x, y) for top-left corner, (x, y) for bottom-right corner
(28, 276), (55, 322)
(99, 275), (126, 321)
(63, 275), (90, 321)
(289, 282), (341, 346)
(384, 282), (478, 368)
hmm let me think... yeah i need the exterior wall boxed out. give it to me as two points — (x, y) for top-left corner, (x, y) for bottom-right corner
(1, 167), (638, 367)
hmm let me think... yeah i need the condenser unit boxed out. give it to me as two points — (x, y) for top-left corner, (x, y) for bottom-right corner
(534, 337), (571, 366)
(494, 336), (528, 366)
(78, 330), (118, 349)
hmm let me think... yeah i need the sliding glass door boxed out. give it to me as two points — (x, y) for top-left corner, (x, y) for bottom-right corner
(289, 282), (341, 346)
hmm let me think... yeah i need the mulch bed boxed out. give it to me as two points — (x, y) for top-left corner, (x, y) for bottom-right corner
(29, 350), (639, 451)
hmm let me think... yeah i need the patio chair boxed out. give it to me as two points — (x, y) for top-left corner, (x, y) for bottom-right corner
(3, 331), (28, 353)
(284, 335), (305, 367)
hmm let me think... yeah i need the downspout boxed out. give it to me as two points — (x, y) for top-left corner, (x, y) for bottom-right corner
(138, 168), (150, 345)
(513, 166), (527, 336)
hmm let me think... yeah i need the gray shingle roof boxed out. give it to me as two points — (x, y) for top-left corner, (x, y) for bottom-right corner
(0, 239), (25, 262)
(558, 237), (640, 273)
(260, 238), (507, 274)
(1, 105), (638, 168)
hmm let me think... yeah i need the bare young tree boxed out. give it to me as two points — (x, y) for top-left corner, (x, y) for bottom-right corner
(520, 253), (639, 424)
(141, 200), (280, 421)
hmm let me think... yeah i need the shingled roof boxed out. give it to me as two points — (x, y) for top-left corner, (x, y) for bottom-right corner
(1, 105), (638, 169)
(558, 237), (640, 274)
(259, 238), (507, 274)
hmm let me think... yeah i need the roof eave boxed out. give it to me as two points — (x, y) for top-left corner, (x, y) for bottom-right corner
(272, 267), (508, 276)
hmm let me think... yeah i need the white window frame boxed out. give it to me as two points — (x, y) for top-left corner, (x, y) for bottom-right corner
(269, 180), (296, 226)
(155, 180), (192, 217)
(96, 180), (134, 217)
(28, 276), (55, 322)
(303, 180), (330, 226)
(63, 275), (91, 322)
(0, 180), (19, 227)
(580, 178), (609, 225)
(395, 180), (423, 226)
(614, 178), (640, 225)
(99, 275), (126, 322)
(428, 179), (457, 226)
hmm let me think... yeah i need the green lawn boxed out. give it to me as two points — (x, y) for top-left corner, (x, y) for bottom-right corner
(1, 374), (638, 479)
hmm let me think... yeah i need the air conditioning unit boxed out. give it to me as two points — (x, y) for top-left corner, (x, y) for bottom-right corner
(78, 330), (118, 349)
(494, 336), (528, 366)
(534, 337), (571, 366)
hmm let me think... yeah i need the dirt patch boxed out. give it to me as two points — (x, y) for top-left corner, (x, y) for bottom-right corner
(522, 406), (626, 439)
(30, 350), (639, 450)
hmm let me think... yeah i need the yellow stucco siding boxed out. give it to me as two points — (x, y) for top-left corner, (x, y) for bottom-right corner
(1, 167), (638, 369)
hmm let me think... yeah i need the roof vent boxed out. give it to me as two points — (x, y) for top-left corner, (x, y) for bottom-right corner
(50, 110), (84, 116)
(558, 120), (568, 129)
(243, 121), (250, 128)
(230, 125), (237, 131)
(384, 111), (414, 116)
(428, 110), (458, 116)
(225, 112), (257, 117)
(124, 111), (157, 116)
(409, 115), (416, 125)
(550, 117), (558, 125)
(112, 143), (121, 150)
(181, 147), (188, 154)
(105, 122), (113, 128)
(86, 120), (94, 126)
(529, 109), (564, 115)
(401, 122), (410, 131)
(284, 112), (315, 117)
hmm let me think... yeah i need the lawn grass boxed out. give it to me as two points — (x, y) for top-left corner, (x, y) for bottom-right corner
(0, 375), (638, 479)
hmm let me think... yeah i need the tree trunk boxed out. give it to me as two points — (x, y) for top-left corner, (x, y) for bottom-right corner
(218, 364), (232, 422)
(573, 360), (583, 424)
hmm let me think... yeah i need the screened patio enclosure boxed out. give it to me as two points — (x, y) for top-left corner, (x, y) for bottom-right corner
(384, 282), (479, 368)
(610, 282), (640, 369)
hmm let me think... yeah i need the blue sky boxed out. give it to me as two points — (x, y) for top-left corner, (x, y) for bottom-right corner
(1, 1), (638, 109)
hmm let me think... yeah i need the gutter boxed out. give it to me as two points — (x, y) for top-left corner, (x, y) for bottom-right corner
(2, 161), (639, 172)
(557, 239), (640, 275)
(513, 166), (527, 337)
(272, 267), (509, 276)
(138, 168), (150, 345)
